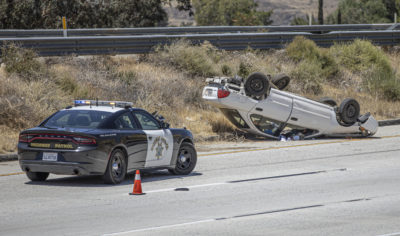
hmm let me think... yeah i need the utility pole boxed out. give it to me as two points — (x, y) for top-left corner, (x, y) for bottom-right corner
(318, 0), (323, 25)
(338, 8), (342, 24)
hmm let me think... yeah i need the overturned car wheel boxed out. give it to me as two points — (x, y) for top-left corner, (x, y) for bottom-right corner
(339, 98), (360, 125)
(244, 72), (270, 97)
(271, 74), (290, 90)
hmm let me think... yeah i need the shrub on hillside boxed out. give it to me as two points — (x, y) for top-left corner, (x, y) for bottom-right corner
(363, 67), (400, 101)
(289, 61), (324, 95)
(331, 40), (400, 101)
(0, 75), (69, 130)
(330, 39), (392, 75)
(286, 36), (321, 62)
(286, 36), (338, 81)
(153, 40), (218, 77)
(1, 44), (46, 81)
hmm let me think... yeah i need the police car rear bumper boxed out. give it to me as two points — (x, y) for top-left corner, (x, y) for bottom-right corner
(18, 147), (108, 176)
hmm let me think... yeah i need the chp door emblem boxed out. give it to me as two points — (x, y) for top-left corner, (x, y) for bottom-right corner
(151, 136), (169, 159)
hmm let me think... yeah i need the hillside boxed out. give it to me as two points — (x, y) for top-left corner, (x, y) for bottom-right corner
(165, 0), (340, 26)
(257, 0), (339, 25)
(1, 38), (400, 154)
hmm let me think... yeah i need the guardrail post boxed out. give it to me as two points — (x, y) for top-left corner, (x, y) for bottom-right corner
(62, 16), (68, 37)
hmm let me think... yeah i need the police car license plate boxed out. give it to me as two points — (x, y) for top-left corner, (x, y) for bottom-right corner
(43, 152), (57, 161)
(203, 88), (217, 98)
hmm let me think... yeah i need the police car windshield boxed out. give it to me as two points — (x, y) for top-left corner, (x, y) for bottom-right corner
(43, 110), (113, 129)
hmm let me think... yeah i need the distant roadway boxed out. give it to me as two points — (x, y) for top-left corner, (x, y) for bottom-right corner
(1, 126), (400, 236)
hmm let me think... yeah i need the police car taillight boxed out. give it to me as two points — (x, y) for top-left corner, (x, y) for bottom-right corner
(72, 136), (96, 145)
(217, 89), (230, 98)
(19, 134), (34, 143)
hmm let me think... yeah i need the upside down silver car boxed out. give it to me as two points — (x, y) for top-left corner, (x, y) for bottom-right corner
(202, 72), (378, 139)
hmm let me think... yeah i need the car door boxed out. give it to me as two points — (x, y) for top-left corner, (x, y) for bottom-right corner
(132, 111), (174, 168)
(113, 112), (147, 171)
(289, 96), (333, 131)
(249, 89), (293, 123)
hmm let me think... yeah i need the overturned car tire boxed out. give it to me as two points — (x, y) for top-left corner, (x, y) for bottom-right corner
(244, 72), (270, 97)
(339, 98), (360, 125)
(271, 74), (291, 90)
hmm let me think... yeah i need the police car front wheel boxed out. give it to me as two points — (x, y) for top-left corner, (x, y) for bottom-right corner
(169, 143), (197, 175)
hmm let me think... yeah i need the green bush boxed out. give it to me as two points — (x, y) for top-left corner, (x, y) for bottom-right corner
(117, 71), (137, 86)
(289, 61), (324, 95)
(286, 36), (338, 79)
(1, 44), (45, 81)
(286, 36), (321, 62)
(55, 74), (92, 99)
(363, 67), (400, 101)
(331, 39), (399, 101)
(237, 61), (253, 78)
(221, 64), (232, 76)
(330, 39), (392, 75)
(154, 40), (218, 77)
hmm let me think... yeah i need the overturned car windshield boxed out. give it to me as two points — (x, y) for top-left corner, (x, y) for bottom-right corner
(250, 114), (282, 136)
(43, 110), (112, 128)
(220, 109), (249, 129)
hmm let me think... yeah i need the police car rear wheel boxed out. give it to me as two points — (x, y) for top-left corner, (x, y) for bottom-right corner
(26, 171), (49, 181)
(169, 143), (197, 175)
(103, 149), (127, 184)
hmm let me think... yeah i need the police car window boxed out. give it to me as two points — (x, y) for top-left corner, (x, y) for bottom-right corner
(134, 112), (160, 130)
(43, 110), (112, 128)
(250, 114), (282, 136)
(114, 113), (137, 129)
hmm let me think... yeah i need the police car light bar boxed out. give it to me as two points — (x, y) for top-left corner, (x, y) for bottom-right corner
(74, 100), (133, 108)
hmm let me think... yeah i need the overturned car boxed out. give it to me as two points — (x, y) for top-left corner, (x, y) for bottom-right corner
(202, 72), (378, 140)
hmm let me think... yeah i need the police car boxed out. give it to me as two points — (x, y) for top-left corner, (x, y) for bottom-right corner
(18, 100), (197, 184)
(203, 72), (378, 139)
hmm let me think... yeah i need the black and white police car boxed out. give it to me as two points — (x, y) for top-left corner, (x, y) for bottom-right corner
(203, 73), (378, 139)
(18, 100), (196, 184)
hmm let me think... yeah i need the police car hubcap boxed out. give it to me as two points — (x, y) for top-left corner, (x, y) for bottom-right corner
(112, 155), (122, 177)
(178, 149), (191, 169)
(180, 156), (187, 162)
(112, 162), (119, 171)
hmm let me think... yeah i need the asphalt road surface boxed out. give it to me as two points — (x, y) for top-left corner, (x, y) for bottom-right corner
(1, 126), (400, 236)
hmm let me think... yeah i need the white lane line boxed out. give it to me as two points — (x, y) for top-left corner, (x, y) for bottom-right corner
(135, 169), (344, 195)
(377, 232), (400, 236)
(145, 182), (226, 193)
(106, 195), (386, 236)
(102, 219), (215, 236)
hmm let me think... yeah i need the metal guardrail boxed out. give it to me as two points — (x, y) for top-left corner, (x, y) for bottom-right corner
(0, 24), (399, 38)
(0, 30), (399, 56)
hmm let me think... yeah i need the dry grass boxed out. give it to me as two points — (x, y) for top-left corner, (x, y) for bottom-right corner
(0, 126), (18, 153)
(1, 42), (400, 153)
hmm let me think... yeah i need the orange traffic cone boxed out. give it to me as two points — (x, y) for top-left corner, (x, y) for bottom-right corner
(129, 170), (145, 195)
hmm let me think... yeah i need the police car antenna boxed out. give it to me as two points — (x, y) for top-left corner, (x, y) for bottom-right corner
(96, 98), (98, 107)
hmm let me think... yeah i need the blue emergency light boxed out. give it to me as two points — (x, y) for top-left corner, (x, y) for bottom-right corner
(74, 100), (133, 108)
